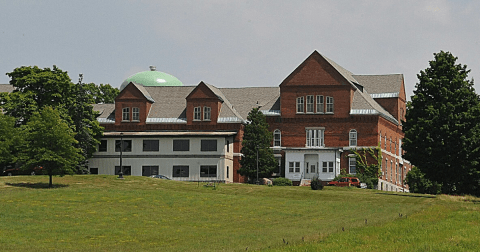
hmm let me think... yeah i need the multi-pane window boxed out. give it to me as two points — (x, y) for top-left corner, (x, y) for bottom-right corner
(390, 160), (393, 181)
(306, 128), (324, 147)
(296, 97), (304, 113)
(349, 157), (356, 174)
(273, 129), (281, 147)
(322, 162), (334, 173)
(115, 140), (132, 152)
(399, 139), (402, 157)
(326, 96), (334, 113)
(143, 140), (159, 152)
(203, 107), (211, 121)
(306, 95), (314, 113)
(200, 165), (217, 177)
(194, 106), (201, 120)
(288, 162), (300, 173)
(316, 95), (324, 113)
(384, 135), (387, 149)
(89, 168), (98, 175)
(132, 107), (140, 121)
(201, 140), (217, 151)
(98, 140), (107, 152)
(115, 166), (131, 175)
(349, 129), (357, 147)
(173, 166), (189, 177)
(122, 107), (130, 121)
(142, 166), (159, 176)
(173, 140), (189, 151)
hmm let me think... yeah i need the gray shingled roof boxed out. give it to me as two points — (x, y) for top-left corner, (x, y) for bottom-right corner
(352, 74), (403, 95)
(351, 88), (398, 124)
(220, 87), (280, 119)
(0, 84), (13, 93)
(145, 86), (195, 120)
(133, 83), (155, 103)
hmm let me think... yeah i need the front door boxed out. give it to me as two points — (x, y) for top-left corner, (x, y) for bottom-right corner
(304, 162), (317, 179)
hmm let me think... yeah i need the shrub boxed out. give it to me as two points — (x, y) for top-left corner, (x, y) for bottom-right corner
(310, 177), (324, 190)
(272, 177), (292, 186)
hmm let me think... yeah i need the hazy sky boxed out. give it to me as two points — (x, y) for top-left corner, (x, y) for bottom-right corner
(1, 0), (480, 99)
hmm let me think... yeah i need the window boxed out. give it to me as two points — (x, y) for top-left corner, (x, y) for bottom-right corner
(288, 162), (300, 173)
(227, 166), (229, 179)
(390, 137), (392, 152)
(194, 106), (201, 121)
(122, 107), (130, 121)
(379, 131), (382, 146)
(132, 107), (140, 121)
(322, 162), (334, 173)
(296, 97), (304, 113)
(89, 168), (98, 175)
(226, 140), (230, 152)
(99, 140), (107, 152)
(399, 139), (402, 157)
(200, 165), (217, 177)
(173, 166), (189, 177)
(173, 140), (189, 151)
(115, 166), (131, 175)
(143, 140), (159, 152)
(310, 164), (316, 173)
(316, 95), (324, 113)
(275, 157), (281, 174)
(384, 135), (387, 149)
(326, 96), (334, 113)
(306, 128), (324, 147)
(349, 129), (357, 147)
(273, 129), (281, 147)
(306, 95), (314, 113)
(115, 140), (132, 152)
(203, 107), (211, 121)
(390, 160), (393, 181)
(201, 140), (217, 151)
(142, 166), (159, 176)
(349, 158), (356, 174)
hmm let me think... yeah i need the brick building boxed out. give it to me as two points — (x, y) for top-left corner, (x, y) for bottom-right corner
(88, 51), (411, 191)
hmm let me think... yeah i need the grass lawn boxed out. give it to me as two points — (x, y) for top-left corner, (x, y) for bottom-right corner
(0, 175), (478, 251)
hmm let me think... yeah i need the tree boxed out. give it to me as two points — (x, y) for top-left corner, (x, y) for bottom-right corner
(83, 83), (119, 104)
(405, 167), (442, 195)
(403, 51), (480, 196)
(0, 113), (18, 168)
(239, 107), (277, 182)
(19, 107), (83, 187)
(1, 66), (103, 172)
(352, 146), (382, 189)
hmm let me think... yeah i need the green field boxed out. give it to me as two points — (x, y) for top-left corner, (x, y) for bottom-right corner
(1, 175), (478, 251)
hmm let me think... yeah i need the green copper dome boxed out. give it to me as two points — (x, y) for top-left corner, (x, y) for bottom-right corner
(120, 66), (183, 91)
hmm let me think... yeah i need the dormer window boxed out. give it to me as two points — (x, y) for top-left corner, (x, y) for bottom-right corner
(326, 96), (334, 113)
(204, 107), (211, 121)
(132, 107), (140, 121)
(296, 97), (304, 113)
(122, 107), (130, 121)
(194, 107), (201, 121)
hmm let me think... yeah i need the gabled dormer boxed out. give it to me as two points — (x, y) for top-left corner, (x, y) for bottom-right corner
(186, 82), (223, 125)
(279, 51), (357, 118)
(114, 82), (154, 125)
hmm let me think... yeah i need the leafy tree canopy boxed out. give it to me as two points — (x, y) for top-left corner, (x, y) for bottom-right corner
(403, 51), (480, 196)
(239, 108), (277, 182)
(18, 106), (83, 187)
(0, 113), (18, 167)
(1, 65), (105, 172)
(83, 83), (120, 104)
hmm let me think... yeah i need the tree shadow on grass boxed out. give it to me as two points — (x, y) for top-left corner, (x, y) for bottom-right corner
(5, 182), (69, 189)
(375, 192), (436, 198)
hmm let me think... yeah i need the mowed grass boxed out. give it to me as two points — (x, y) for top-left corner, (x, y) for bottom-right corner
(0, 175), (477, 251)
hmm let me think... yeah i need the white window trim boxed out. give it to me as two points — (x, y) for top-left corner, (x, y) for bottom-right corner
(316, 95), (324, 114)
(326, 96), (334, 114)
(273, 129), (281, 147)
(203, 106), (211, 121)
(296, 96), (304, 114)
(349, 157), (356, 174)
(305, 127), (325, 148)
(306, 95), (314, 114)
(193, 106), (201, 121)
(349, 129), (357, 147)
(288, 162), (301, 173)
(122, 107), (130, 121)
(132, 107), (140, 122)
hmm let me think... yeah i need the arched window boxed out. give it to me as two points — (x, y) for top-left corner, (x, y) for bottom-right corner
(273, 129), (281, 147)
(349, 129), (357, 147)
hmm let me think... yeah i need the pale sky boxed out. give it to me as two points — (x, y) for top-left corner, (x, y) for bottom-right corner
(1, 0), (480, 99)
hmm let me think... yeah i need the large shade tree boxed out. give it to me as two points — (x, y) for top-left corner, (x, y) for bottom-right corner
(0, 113), (18, 168)
(239, 108), (277, 183)
(1, 66), (105, 172)
(403, 51), (480, 196)
(19, 107), (83, 187)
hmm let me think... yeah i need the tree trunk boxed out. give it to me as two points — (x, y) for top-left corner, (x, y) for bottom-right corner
(49, 174), (53, 188)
